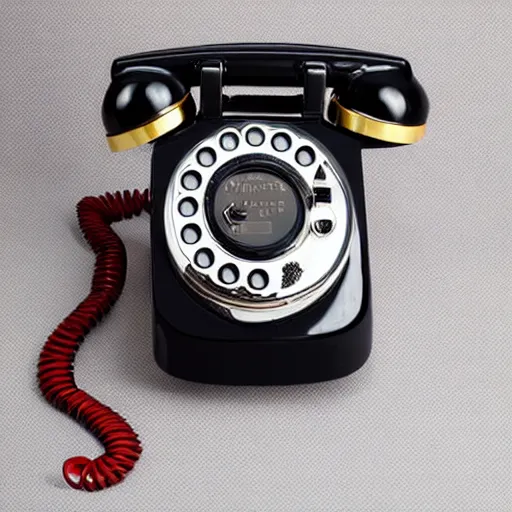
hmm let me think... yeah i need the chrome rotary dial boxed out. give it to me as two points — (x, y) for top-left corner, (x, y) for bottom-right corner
(164, 122), (355, 322)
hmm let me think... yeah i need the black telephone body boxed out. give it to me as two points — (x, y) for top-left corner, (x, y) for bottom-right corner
(102, 43), (429, 385)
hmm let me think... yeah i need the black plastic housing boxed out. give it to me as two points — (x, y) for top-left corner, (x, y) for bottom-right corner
(111, 43), (410, 88)
(100, 43), (429, 385)
(150, 118), (372, 385)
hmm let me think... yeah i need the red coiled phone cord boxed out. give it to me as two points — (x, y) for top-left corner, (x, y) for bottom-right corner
(37, 189), (150, 491)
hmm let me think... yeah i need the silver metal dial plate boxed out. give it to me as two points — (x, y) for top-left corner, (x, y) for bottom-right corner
(164, 122), (355, 322)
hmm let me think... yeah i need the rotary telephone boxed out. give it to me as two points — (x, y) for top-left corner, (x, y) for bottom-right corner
(38, 43), (429, 491)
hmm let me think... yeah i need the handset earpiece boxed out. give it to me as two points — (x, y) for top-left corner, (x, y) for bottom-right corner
(102, 67), (196, 152)
(328, 66), (429, 145)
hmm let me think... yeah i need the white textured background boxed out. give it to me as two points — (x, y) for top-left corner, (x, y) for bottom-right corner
(1, 1), (511, 511)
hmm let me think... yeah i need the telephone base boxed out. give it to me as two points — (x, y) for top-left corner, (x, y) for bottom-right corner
(153, 304), (371, 386)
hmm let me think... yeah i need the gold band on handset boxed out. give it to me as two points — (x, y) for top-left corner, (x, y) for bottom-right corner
(106, 93), (193, 152)
(329, 98), (426, 145)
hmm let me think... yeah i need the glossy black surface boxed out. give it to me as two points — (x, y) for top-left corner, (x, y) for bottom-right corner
(222, 95), (304, 115)
(334, 70), (429, 126)
(303, 62), (327, 118)
(102, 68), (190, 135)
(111, 43), (410, 88)
(154, 303), (371, 385)
(200, 61), (223, 119)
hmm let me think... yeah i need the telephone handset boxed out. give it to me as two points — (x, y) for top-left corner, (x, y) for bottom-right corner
(103, 43), (427, 151)
(38, 44), (429, 491)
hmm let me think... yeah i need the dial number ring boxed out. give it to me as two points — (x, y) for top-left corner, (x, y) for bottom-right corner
(164, 123), (354, 322)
